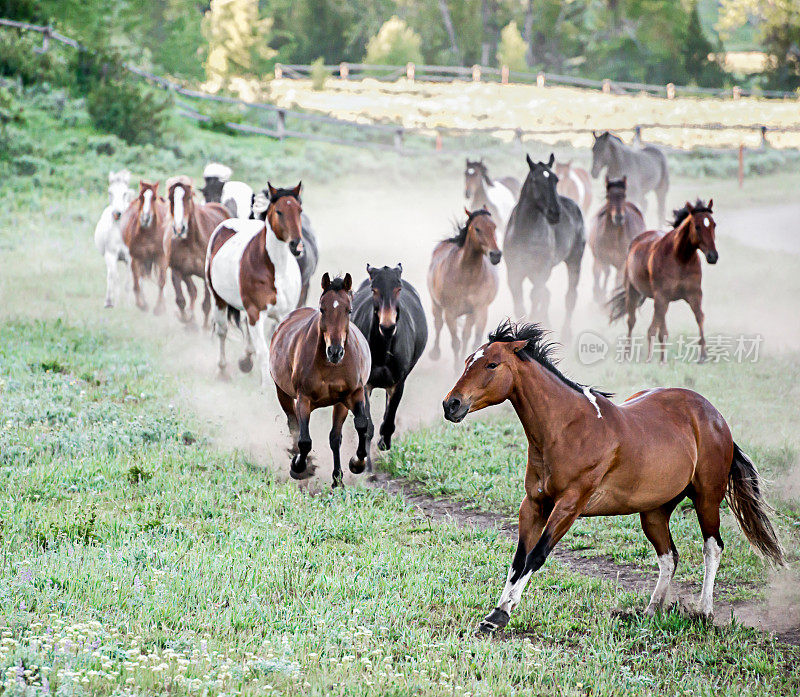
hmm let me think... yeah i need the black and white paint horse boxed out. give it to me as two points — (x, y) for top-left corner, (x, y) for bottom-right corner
(253, 187), (318, 308)
(351, 264), (428, 451)
(94, 169), (134, 308)
(591, 131), (669, 226)
(504, 153), (585, 337)
(201, 163), (254, 219)
(464, 159), (520, 235)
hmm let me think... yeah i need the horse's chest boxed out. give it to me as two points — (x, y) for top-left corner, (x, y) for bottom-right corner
(269, 261), (301, 318)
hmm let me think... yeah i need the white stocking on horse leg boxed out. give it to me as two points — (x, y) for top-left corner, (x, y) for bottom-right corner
(104, 251), (119, 308)
(699, 538), (722, 617)
(213, 306), (229, 377)
(645, 553), (675, 616)
(253, 312), (276, 388)
(496, 566), (533, 616)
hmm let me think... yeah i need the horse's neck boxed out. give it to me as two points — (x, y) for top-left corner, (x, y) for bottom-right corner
(457, 235), (484, 270)
(667, 219), (697, 262)
(472, 180), (490, 207)
(608, 142), (628, 176)
(265, 221), (292, 275)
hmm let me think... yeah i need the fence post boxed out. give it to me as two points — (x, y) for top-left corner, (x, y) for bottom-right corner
(501, 65), (509, 85)
(738, 144), (744, 187)
(602, 79), (611, 94)
(732, 85), (741, 100)
(537, 72), (545, 88)
(36, 26), (51, 53)
(514, 128), (523, 148)
(760, 125), (768, 147)
(394, 127), (404, 153)
(274, 63), (283, 80)
(633, 125), (642, 145)
(406, 62), (415, 82)
(339, 62), (349, 80)
(666, 83), (675, 100)
(435, 131), (442, 151)
(472, 64), (481, 82)
(276, 109), (286, 140)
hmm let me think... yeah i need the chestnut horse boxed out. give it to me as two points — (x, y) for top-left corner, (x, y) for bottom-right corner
(443, 320), (783, 634)
(121, 181), (169, 314)
(589, 176), (646, 302)
(428, 208), (501, 368)
(206, 183), (303, 383)
(610, 200), (718, 362)
(165, 176), (229, 328)
(270, 273), (372, 487)
(554, 161), (592, 214)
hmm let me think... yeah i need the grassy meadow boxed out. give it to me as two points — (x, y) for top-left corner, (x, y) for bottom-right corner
(1, 85), (799, 695)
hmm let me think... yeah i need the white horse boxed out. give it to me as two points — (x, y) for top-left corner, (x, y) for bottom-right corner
(94, 170), (134, 308)
(201, 163), (254, 219)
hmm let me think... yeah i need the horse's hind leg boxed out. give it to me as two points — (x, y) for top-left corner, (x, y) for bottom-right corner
(686, 292), (707, 362)
(646, 296), (668, 362)
(430, 301), (444, 360)
(562, 244), (584, 340)
(238, 321), (256, 373)
(131, 260), (148, 311)
(640, 503), (681, 616)
(154, 258), (167, 316)
(329, 402), (348, 487)
(201, 281), (212, 330)
(275, 385), (299, 453)
(171, 270), (188, 322)
(378, 381), (405, 451)
(444, 309), (462, 370)
(472, 305), (489, 351)
(184, 275), (198, 329)
(692, 490), (725, 618)
(461, 311), (476, 354)
(212, 302), (230, 380)
(104, 251), (119, 308)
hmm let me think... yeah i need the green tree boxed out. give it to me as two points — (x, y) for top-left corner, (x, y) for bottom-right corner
(364, 16), (423, 66)
(682, 1), (726, 87)
(496, 21), (527, 71)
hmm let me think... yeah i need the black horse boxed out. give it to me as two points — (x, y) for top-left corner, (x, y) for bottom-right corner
(504, 153), (585, 337)
(352, 264), (428, 451)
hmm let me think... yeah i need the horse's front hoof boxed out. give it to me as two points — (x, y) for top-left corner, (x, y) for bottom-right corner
(216, 368), (231, 382)
(238, 355), (254, 373)
(476, 608), (509, 635)
(290, 457), (315, 481)
(377, 436), (390, 451)
(332, 474), (344, 489)
(136, 302), (148, 312)
(349, 456), (366, 474)
(104, 299), (114, 309)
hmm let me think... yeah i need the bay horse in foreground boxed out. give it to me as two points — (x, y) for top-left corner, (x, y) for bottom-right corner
(464, 159), (520, 235)
(589, 176), (646, 302)
(504, 154), (585, 337)
(206, 183), (303, 383)
(443, 320), (783, 634)
(270, 273), (372, 487)
(591, 131), (669, 225)
(428, 208), (501, 368)
(121, 181), (169, 314)
(554, 161), (592, 214)
(165, 176), (229, 328)
(94, 169), (133, 308)
(352, 264), (428, 450)
(610, 200), (718, 362)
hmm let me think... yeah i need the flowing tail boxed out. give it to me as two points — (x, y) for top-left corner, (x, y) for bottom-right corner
(608, 283), (643, 324)
(726, 442), (784, 565)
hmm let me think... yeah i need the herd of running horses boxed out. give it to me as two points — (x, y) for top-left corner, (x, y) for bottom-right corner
(92, 131), (782, 634)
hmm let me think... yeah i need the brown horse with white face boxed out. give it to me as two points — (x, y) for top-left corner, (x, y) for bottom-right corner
(443, 320), (783, 634)
(428, 208), (501, 369)
(269, 273), (372, 487)
(121, 181), (169, 314)
(589, 176), (646, 302)
(164, 176), (229, 329)
(610, 199), (718, 361)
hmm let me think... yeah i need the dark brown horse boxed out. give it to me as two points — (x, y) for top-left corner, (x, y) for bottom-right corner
(589, 176), (646, 302)
(610, 200), (718, 362)
(443, 320), (783, 634)
(428, 208), (501, 368)
(121, 181), (169, 314)
(164, 176), (229, 329)
(269, 273), (372, 487)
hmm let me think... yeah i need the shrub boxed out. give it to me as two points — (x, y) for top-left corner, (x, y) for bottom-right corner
(0, 32), (66, 85)
(310, 57), (329, 91)
(364, 16), (423, 66)
(86, 78), (172, 145)
(496, 21), (528, 72)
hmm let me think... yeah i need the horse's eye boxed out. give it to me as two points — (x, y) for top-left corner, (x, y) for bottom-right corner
(277, 210), (283, 217)
(486, 362), (499, 370)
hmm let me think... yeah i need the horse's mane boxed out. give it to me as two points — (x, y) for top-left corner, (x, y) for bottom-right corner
(445, 209), (491, 246)
(671, 199), (711, 229)
(488, 319), (613, 398)
(606, 177), (626, 190)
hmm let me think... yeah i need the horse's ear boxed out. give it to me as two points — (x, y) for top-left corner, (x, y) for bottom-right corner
(267, 182), (277, 201)
(153, 181), (160, 192)
(292, 181), (302, 198)
(464, 207), (472, 218)
(366, 263), (375, 277)
(547, 153), (555, 168)
(707, 198), (713, 211)
(509, 339), (529, 355)
(526, 154), (534, 169)
(592, 130), (598, 139)
(395, 262), (402, 275)
(321, 272), (331, 291)
(685, 201), (694, 212)
(343, 273), (352, 292)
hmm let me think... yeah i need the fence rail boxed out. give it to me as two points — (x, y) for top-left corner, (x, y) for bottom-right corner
(3, 17), (800, 155)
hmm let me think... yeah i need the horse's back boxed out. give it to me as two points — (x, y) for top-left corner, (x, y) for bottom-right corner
(221, 181), (254, 219)
(207, 219), (264, 309)
(499, 176), (521, 198)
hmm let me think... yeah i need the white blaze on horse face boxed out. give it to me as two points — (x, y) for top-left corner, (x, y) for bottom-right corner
(142, 189), (153, 218)
(542, 170), (549, 178)
(466, 346), (485, 368)
(173, 186), (185, 234)
(108, 181), (130, 216)
(333, 300), (339, 308)
(583, 386), (603, 419)
(703, 218), (710, 228)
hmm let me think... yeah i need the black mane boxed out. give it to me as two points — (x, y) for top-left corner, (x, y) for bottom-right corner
(488, 320), (613, 398)
(446, 209), (491, 246)
(671, 199), (711, 229)
(323, 276), (349, 293)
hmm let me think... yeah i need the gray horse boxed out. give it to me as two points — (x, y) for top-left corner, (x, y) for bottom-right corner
(504, 153), (585, 337)
(591, 131), (669, 226)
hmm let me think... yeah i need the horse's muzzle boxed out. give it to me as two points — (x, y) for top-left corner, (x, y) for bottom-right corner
(289, 239), (304, 257)
(379, 323), (396, 339)
(112, 211), (122, 221)
(612, 213), (624, 226)
(705, 250), (719, 264)
(489, 250), (502, 265)
(326, 344), (345, 364)
(546, 210), (561, 225)
(443, 395), (470, 423)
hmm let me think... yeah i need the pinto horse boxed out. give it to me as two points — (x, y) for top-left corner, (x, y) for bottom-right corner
(206, 183), (303, 383)
(443, 320), (783, 634)
(165, 176), (229, 328)
(610, 200), (718, 362)
(200, 162), (254, 219)
(351, 264), (428, 451)
(270, 273), (372, 487)
(554, 161), (592, 214)
(428, 208), (501, 368)
(464, 159), (520, 235)
(589, 176), (646, 302)
(121, 181), (169, 314)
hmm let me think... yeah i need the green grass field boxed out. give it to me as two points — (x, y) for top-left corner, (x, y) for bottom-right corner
(1, 85), (799, 695)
